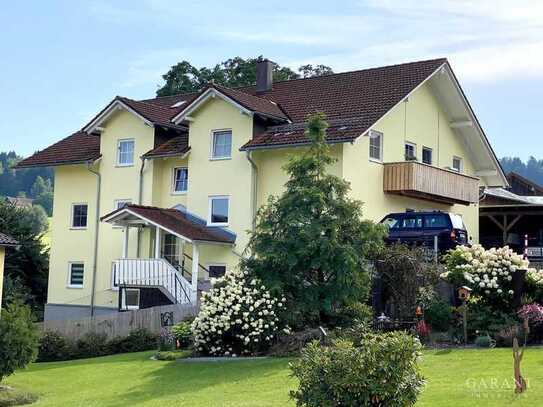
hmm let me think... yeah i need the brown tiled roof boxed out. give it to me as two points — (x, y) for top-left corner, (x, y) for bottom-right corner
(240, 58), (447, 149)
(212, 84), (289, 120)
(0, 232), (18, 247)
(143, 135), (190, 158)
(19, 58), (448, 167)
(142, 58), (447, 149)
(116, 97), (184, 126)
(15, 131), (100, 169)
(242, 117), (368, 149)
(101, 204), (235, 244)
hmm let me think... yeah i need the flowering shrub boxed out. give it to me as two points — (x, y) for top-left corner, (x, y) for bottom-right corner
(441, 245), (528, 305)
(192, 268), (289, 356)
(290, 333), (424, 406)
(518, 303), (543, 325)
(526, 268), (543, 287)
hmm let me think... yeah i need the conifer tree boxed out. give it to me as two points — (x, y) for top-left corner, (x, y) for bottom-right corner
(242, 113), (385, 327)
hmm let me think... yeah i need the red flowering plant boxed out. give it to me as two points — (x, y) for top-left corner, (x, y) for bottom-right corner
(517, 303), (543, 325)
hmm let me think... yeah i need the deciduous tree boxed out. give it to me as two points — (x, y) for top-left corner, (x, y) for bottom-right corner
(156, 56), (333, 96)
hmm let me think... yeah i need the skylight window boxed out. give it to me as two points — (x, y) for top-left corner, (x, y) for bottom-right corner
(171, 100), (186, 108)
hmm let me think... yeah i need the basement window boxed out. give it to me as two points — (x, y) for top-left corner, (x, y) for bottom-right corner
(68, 262), (84, 288)
(123, 289), (140, 310)
(207, 264), (227, 279)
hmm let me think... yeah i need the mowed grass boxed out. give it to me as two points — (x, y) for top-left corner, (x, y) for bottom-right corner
(5, 348), (543, 406)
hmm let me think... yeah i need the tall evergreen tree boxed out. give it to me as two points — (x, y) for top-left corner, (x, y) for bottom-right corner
(242, 113), (385, 327)
(0, 202), (49, 318)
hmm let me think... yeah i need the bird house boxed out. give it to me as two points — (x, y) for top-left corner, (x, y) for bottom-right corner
(458, 286), (472, 301)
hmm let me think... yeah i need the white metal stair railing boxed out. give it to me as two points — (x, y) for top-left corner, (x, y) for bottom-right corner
(112, 258), (195, 304)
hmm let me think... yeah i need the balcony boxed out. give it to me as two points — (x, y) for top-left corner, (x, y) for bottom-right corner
(383, 161), (479, 205)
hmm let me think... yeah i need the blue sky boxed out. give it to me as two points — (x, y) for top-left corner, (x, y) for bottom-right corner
(1, 1), (542, 160)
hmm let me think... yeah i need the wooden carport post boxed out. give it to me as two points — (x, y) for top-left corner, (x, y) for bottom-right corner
(487, 214), (523, 246)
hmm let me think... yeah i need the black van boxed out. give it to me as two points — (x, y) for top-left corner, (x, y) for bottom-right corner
(380, 211), (469, 252)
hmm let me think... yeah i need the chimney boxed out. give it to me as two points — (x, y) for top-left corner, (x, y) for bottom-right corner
(256, 59), (274, 93)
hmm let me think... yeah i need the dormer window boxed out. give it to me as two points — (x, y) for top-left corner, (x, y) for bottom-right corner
(211, 130), (232, 160)
(117, 139), (135, 166)
(170, 100), (186, 108)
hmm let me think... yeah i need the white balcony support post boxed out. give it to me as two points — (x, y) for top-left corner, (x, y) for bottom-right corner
(122, 226), (129, 258)
(155, 226), (161, 259)
(178, 238), (184, 266)
(191, 243), (199, 301)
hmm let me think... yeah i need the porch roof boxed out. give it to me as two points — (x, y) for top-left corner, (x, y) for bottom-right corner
(101, 204), (236, 244)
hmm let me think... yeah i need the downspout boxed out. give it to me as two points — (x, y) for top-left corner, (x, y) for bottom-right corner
(137, 157), (147, 257)
(87, 159), (102, 317)
(245, 150), (258, 231)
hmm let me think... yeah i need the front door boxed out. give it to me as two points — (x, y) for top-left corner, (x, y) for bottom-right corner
(162, 234), (180, 268)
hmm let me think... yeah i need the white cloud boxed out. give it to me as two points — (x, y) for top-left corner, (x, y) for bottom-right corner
(91, 0), (543, 86)
(118, 48), (190, 88)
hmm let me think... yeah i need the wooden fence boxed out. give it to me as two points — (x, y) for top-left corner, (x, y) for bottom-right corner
(36, 304), (198, 340)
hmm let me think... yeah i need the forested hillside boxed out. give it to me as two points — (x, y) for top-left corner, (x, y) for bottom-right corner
(0, 151), (53, 215)
(500, 157), (543, 187)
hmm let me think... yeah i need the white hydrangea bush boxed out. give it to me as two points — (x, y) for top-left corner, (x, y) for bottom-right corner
(527, 268), (543, 288)
(441, 244), (529, 302)
(192, 267), (289, 356)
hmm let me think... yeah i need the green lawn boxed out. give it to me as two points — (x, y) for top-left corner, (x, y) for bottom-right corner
(4, 348), (543, 406)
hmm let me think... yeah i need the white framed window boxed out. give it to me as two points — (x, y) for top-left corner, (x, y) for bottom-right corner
(117, 139), (135, 166)
(369, 130), (383, 162)
(452, 156), (463, 172)
(172, 167), (188, 194)
(405, 142), (417, 161)
(68, 262), (84, 288)
(114, 199), (132, 210)
(206, 263), (227, 279)
(71, 203), (88, 229)
(210, 130), (232, 160)
(122, 288), (140, 310)
(422, 147), (433, 165)
(208, 196), (229, 226)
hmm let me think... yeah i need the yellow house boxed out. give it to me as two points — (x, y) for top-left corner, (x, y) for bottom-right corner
(0, 232), (18, 310)
(17, 58), (507, 321)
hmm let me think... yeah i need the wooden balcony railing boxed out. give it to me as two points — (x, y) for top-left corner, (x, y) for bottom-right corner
(383, 161), (480, 205)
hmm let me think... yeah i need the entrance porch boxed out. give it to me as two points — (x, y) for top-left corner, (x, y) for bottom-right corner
(101, 204), (236, 310)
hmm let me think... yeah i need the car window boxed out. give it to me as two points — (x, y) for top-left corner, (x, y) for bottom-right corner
(382, 216), (400, 229)
(401, 216), (423, 229)
(450, 214), (466, 230)
(424, 214), (449, 228)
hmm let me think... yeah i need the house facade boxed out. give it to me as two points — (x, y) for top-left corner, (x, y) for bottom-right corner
(17, 58), (506, 321)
